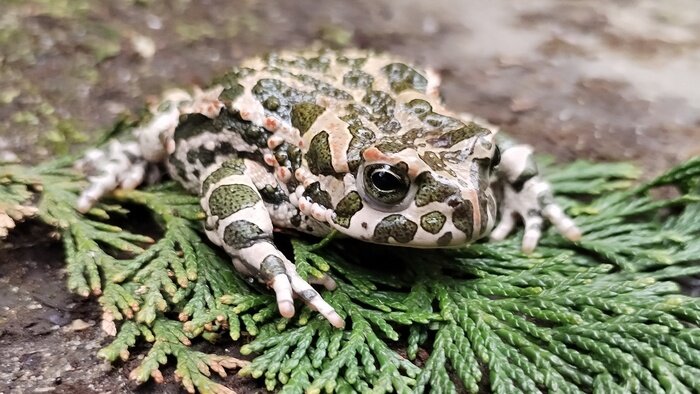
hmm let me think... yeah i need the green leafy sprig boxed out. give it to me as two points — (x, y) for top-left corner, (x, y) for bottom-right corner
(2, 152), (699, 393)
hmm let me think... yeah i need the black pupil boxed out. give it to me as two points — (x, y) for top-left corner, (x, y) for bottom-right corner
(371, 170), (403, 192)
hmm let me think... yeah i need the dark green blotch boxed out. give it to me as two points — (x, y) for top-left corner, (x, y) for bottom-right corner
(218, 142), (237, 155)
(223, 220), (269, 249)
(273, 142), (303, 173)
(406, 99), (433, 117)
(290, 72), (353, 101)
(168, 156), (189, 183)
(174, 113), (219, 142)
(213, 67), (255, 84)
(269, 53), (332, 72)
(259, 184), (290, 205)
(208, 184), (260, 218)
(452, 200), (474, 240)
(264, 62), (353, 101)
(421, 211), (447, 234)
(186, 146), (216, 167)
(437, 232), (453, 246)
(382, 63), (427, 93)
(291, 102), (326, 134)
(336, 55), (367, 68)
(263, 96), (280, 111)
(343, 69), (374, 89)
(375, 128), (427, 153)
(201, 159), (245, 194)
(223, 157), (247, 172)
(299, 289), (318, 301)
(374, 139), (409, 154)
(362, 90), (401, 133)
(305, 131), (335, 175)
(363, 90), (395, 120)
(333, 191), (363, 228)
(427, 123), (491, 148)
(213, 109), (271, 148)
(274, 147), (288, 165)
(414, 172), (459, 207)
(478, 192), (490, 236)
(512, 156), (538, 192)
(423, 112), (463, 130)
(372, 214), (418, 244)
(406, 99), (480, 147)
(345, 103), (371, 118)
(420, 151), (455, 176)
(315, 84), (353, 101)
(252, 78), (315, 122)
(470, 158), (491, 191)
(211, 68), (254, 102)
(260, 255), (287, 280)
(290, 213), (302, 227)
(303, 182), (333, 209)
(219, 84), (244, 102)
(306, 54), (332, 71)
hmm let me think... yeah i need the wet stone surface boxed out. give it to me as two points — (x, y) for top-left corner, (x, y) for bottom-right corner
(1, 0), (699, 392)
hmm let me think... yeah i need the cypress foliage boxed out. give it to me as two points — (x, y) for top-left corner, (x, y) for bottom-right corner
(2, 146), (699, 392)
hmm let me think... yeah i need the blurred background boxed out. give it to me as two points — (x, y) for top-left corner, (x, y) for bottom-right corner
(1, 0), (699, 392)
(1, 0), (699, 172)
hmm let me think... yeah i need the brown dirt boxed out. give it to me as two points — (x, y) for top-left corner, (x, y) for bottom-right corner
(1, 0), (699, 392)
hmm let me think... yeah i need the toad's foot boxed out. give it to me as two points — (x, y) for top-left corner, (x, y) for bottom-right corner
(75, 90), (197, 213)
(234, 252), (344, 328)
(491, 138), (582, 252)
(203, 157), (344, 328)
(75, 140), (149, 213)
(490, 176), (581, 253)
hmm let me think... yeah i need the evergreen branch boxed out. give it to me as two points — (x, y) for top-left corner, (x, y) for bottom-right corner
(2, 150), (700, 393)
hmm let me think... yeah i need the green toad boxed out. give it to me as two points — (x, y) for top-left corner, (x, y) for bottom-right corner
(77, 49), (581, 328)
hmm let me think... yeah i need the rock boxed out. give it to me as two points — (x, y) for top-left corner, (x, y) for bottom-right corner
(63, 319), (95, 332)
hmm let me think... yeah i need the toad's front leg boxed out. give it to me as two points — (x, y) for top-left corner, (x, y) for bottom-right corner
(201, 157), (344, 328)
(491, 136), (582, 253)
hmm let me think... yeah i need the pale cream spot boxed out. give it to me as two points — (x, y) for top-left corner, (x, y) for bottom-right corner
(500, 145), (533, 183)
(298, 197), (312, 215)
(425, 68), (442, 98)
(263, 154), (276, 166)
(165, 139), (176, 155)
(276, 167), (292, 182)
(267, 136), (284, 149)
(264, 116), (280, 130)
(294, 167), (319, 187)
(328, 131), (352, 173)
(232, 94), (266, 125)
(310, 203), (329, 222)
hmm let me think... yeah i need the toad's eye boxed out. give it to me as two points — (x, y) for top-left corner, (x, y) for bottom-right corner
(363, 164), (410, 205)
(371, 169), (404, 192)
(491, 146), (501, 168)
